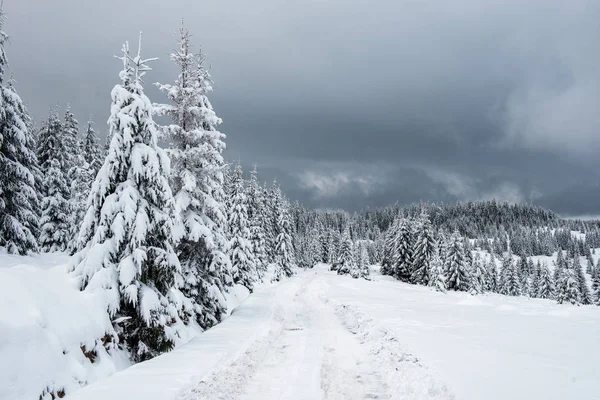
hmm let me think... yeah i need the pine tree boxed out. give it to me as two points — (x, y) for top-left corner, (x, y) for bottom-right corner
(592, 268), (600, 305)
(227, 165), (256, 290)
(554, 250), (565, 283)
(353, 241), (370, 279)
(501, 253), (521, 296)
(536, 262), (554, 299)
(70, 36), (184, 361)
(393, 218), (413, 282)
(381, 220), (397, 276)
(337, 229), (354, 275)
(428, 249), (446, 292)
(62, 106), (80, 177)
(247, 166), (268, 276)
(573, 256), (591, 305)
(274, 197), (296, 279)
(67, 152), (94, 254)
(39, 158), (70, 252)
(37, 109), (70, 252)
(485, 255), (499, 293)
(556, 267), (581, 305)
(82, 118), (103, 176)
(154, 25), (232, 328)
(0, 75), (40, 254)
(411, 211), (436, 285)
(470, 253), (487, 294)
(444, 231), (471, 291)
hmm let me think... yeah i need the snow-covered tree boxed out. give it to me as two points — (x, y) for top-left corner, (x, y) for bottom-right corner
(154, 25), (232, 328)
(227, 165), (256, 290)
(470, 253), (487, 294)
(274, 197), (295, 279)
(0, 76), (40, 254)
(536, 262), (554, 299)
(351, 241), (370, 279)
(393, 218), (413, 282)
(592, 269), (600, 306)
(39, 158), (70, 252)
(247, 166), (268, 275)
(428, 250), (446, 292)
(337, 229), (354, 275)
(556, 267), (581, 305)
(381, 220), (397, 276)
(37, 109), (71, 252)
(411, 211), (436, 285)
(573, 256), (591, 305)
(444, 231), (470, 291)
(501, 254), (521, 296)
(484, 255), (499, 293)
(62, 106), (80, 177)
(67, 153), (94, 254)
(70, 36), (184, 361)
(82, 118), (103, 176)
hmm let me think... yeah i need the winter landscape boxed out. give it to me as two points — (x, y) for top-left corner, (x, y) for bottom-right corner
(2, 1), (600, 399)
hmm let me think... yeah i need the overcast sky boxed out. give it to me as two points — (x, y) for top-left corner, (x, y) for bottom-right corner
(5, 0), (600, 214)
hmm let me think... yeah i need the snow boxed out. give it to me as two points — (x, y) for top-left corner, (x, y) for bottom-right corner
(0, 250), (131, 400)
(3, 256), (600, 399)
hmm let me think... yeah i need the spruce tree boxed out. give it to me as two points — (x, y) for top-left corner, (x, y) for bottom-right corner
(556, 267), (581, 305)
(573, 256), (591, 305)
(70, 36), (184, 361)
(62, 106), (80, 177)
(444, 231), (471, 291)
(470, 253), (487, 294)
(274, 197), (296, 279)
(227, 165), (256, 290)
(337, 228), (354, 275)
(537, 262), (555, 299)
(247, 166), (268, 275)
(0, 74), (40, 254)
(154, 25), (232, 327)
(37, 109), (70, 252)
(381, 220), (397, 276)
(592, 269), (600, 305)
(501, 254), (521, 296)
(411, 211), (436, 285)
(428, 250), (446, 292)
(82, 118), (103, 176)
(393, 218), (413, 282)
(353, 241), (370, 279)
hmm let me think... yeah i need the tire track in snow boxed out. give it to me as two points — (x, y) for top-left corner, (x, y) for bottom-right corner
(330, 299), (456, 400)
(178, 277), (306, 400)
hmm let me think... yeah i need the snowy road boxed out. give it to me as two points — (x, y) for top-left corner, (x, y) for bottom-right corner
(181, 267), (451, 400)
(69, 264), (600, 400)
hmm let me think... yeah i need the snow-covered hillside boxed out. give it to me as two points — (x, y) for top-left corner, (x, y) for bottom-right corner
(4, 259), (595, 400)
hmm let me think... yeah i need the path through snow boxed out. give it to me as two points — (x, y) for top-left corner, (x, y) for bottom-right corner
(181, 267), (452, 400)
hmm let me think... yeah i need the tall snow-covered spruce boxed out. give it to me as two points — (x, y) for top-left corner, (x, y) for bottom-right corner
(154, 25), (233, 328)
(0, 10), (41, 255)
(226, 164), (256, 290)
(70, 35), (184, 361)
(37, 109), (71, 252)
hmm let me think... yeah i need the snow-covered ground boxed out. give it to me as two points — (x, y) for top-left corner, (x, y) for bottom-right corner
(3, 256), (600, 399)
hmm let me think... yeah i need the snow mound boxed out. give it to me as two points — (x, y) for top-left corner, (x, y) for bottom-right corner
(0, 252), (130, 400)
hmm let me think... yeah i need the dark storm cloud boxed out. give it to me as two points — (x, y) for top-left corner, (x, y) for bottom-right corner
(5, 0), (600, 213)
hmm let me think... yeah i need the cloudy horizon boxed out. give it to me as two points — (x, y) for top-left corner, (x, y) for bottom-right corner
(6, 0), (600, 215)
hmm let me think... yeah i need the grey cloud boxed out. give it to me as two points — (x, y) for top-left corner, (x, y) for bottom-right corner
(5, 0), (600, 214)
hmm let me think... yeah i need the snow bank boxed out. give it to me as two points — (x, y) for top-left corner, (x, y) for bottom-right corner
(0, 251), (130, 400)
